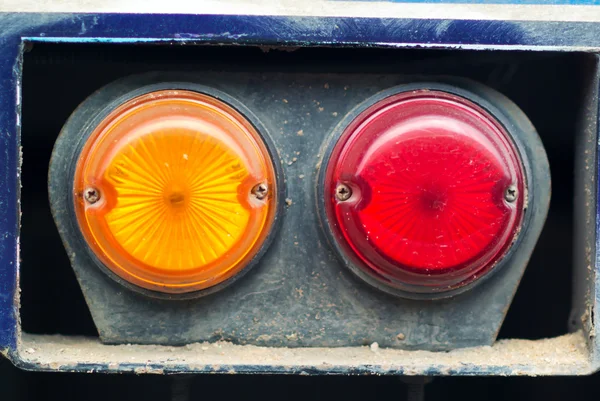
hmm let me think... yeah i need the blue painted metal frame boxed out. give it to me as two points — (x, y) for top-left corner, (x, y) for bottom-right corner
(1, 12), (600, 371)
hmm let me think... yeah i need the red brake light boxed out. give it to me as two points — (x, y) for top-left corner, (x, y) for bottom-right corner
(323, 89), (526, 296)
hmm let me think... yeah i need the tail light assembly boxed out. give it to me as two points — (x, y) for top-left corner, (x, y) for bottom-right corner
(68, 88), (280, 297)
(45, 75), (550, 351)
(1, 16), (599, 377)
(317, 86), (536, 299)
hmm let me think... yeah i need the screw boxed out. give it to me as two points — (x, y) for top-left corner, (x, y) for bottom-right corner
(504, 185), (518, 203)
(251, 183), (269, 200)
(335, 183), (352, 201)
(84, 187), (100, 204)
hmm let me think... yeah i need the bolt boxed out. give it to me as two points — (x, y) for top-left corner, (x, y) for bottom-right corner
(84, 187), (100, 204)
(251, 183), (269, 200)
(504, 184), (518, 203)
(335, 183), (352, 201)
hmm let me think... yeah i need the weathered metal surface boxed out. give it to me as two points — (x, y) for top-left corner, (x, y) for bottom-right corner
(12, 331), (595, 376)
(3, 1), (600, 23)
(570, 55), (599, 368)
(2, 13), (600, 51)
(0, 34), (21, 353)
(0, 10), (598, 374)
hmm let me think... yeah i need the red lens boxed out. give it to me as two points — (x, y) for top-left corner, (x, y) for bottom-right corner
(324, 90), (525, 294)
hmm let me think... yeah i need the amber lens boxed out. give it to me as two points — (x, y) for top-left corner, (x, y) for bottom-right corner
(74, 90), (277, 294)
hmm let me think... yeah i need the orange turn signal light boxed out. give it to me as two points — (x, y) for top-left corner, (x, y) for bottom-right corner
(73, 90), (278, 295)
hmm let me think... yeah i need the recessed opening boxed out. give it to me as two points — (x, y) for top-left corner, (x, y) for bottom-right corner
(19, 43), (592, 342)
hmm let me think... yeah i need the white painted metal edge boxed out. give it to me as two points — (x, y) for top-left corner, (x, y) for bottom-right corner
(1, 0), (600, 23)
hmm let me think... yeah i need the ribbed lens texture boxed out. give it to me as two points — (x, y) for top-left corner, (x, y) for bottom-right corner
(105, 130), (250, 269)
(359, 131), (508, 270)
(74, 90), (277, 294)
(325, 90), (525, 293)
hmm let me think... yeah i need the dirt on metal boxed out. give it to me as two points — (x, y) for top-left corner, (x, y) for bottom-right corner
(17, 331), (592, 376)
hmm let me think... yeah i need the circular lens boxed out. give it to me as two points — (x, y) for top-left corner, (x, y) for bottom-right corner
(74, 89), (278, 294)
(323, 89), (525, 295)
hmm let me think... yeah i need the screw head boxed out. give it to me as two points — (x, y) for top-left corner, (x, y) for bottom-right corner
(504, 184), (518, 203)
(84, 187), (100, 204)
(251, 183), (269, 200)
(335, 184), (352, 201)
